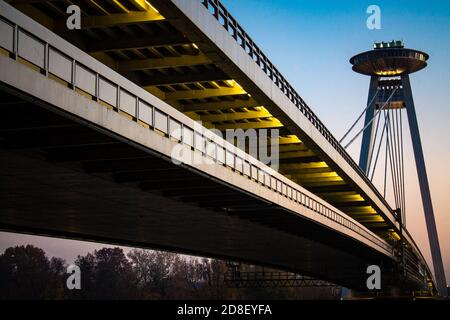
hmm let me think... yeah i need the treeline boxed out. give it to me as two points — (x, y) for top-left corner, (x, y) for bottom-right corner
(0, 245), (339, 300)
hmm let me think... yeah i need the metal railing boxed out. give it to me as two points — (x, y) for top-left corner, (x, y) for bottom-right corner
(201, 0), (397, 222)
(0, 2), (392, 255)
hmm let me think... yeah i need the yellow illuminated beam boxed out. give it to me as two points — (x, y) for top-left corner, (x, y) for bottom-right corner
(280, 161), (328, 170)
(297, 176), (344, 183)
(280, 167), (332, 175)
(196, 109), (272, 122)
(212, 118), (284, 130)
(131, 0), (151, 11)
(207, 81), (221, 89)
(165, 86), (247, 101)
(292, 172), (341, 179)
(323, 194), (366, 202)
(278, 150), (319, 160)
(143, 0), (160, 13)
(341, 206), (377, 214)
(348, 210), (382, 217)
(354, 216), (386, 223)
(119, 55), (210, 72)
(80, 10), (164, 28)
(299, 180), (347, 187)
(319, 191), (360, 197)
(277, 143), (309, 153)
(179, 99), (260, 112)
(391, 232), (401, 241)
(278, 135), (302, 145)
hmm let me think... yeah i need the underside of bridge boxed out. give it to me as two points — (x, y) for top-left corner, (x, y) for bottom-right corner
(0, 86), (399, 291)
(4, 0), (401, 245)
(0, 0), (436, 294)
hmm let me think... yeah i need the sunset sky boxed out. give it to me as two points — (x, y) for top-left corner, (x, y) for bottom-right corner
(1, 0), (449, 285)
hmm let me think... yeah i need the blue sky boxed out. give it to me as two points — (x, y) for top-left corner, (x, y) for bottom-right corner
(1, 0), (449, 284)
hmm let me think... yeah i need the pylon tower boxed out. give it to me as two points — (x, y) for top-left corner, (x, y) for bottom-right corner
(350, 41), (447, 297)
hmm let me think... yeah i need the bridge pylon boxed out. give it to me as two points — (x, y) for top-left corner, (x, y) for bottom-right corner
(349, 40), (447, 298)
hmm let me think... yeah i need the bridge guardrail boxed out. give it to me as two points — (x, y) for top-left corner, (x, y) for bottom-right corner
(0, 3), (392, 255)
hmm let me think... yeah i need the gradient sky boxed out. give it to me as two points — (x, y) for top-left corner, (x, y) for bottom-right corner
(1, 0), (449, 285)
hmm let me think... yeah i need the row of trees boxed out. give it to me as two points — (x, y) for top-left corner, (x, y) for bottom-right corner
(0, 245), (340, 299)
